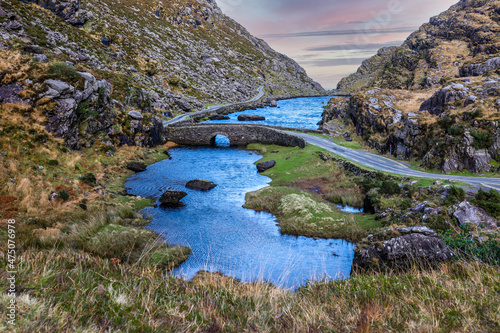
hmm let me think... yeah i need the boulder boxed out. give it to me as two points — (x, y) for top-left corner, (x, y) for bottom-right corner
(238, 114), (266, 121)
(353, 226), (454, 271)
(185, 179), (217, 191)
(208, 114), (230, 120)
(126, 162), (147, 172)
(127, 110), (143, 120)
(159, 190), (187, 205)
(257, 160), (276, 173)
(270, 100), (278, 107)
(452, 201), (499, 229)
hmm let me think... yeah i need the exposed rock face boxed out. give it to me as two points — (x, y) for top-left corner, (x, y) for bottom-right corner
(440, 131), (492, 174)
(323, 0), (500, 174)
(453, 201), (499, 229)
(185, 179), (217, 191)
(256, 160), (276, 173)
(159, 190), (187, 205)
(20, 0), (87, 27)
(42, 72), (167, 150)
(237, 114), (265, 121)
(460, 57), (500, 77)
(353, 226), (454, 271)
(0, 84), (23, 104)
(126, 162), (147, 173)
(419, 83), (470, 115)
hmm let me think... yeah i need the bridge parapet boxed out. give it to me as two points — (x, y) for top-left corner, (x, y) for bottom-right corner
(165, 124), (306, 148)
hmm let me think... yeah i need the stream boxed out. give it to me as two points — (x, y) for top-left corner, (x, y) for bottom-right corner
(125, 97), (356, 290)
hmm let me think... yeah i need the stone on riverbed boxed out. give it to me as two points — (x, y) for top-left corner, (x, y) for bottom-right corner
(186, 179), (217, 191)
(159, 190), (187, 205)
(257, 160), (276, 173)
(238, 114), (265, 121)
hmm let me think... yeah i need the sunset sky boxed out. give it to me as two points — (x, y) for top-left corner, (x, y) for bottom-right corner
(217, 0), (458, 89)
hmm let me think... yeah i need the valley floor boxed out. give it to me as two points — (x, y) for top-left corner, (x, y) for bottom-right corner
(1, 142), (499, 332)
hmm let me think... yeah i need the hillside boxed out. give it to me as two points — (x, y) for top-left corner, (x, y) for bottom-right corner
(323, 0), (500, 173)
(0, 0), (324, 150)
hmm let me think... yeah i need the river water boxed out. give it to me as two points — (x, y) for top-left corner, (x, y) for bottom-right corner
(125, 96), (356, 290)
(203, 96), (331, 129)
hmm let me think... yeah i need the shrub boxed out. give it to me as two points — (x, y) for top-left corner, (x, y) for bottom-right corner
(58, 190), (69, 201)
(80, 173), (97, 186)
(427, 214), (449, 232)
(49, 62), (79, 81)
(400, 198), (412, 210)
(448, 125), (464, 137)
(48, 159), (59, 166)
(380, 180), (401, 195)
(470, 130), (493, 150)
(471, 189), (500, 218)
(443, 186), (465, 206)
(437, 116), (454, 129)
(443, 225), (500, 266)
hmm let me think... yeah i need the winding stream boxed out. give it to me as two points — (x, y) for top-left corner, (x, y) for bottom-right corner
(125, 97), (356, 290)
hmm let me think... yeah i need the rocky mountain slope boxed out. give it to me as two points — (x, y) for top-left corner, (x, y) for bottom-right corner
(322, 0), (500, 173)
(0, 0), (324, 150)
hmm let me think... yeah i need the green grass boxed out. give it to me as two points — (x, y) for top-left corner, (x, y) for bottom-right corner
(245, 144), (380, 241)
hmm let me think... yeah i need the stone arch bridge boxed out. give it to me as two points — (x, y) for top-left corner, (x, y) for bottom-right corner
(165, 124), (307, 148)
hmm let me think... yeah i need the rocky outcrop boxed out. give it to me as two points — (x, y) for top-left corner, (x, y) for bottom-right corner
(353, 226), (454, 271)
(237, 114), (265, 121)
(440, 131), (492, 173)
(42, 72), (167, 150)
(159, 190), (187, 206)
(20, 0), (87, 27)
(452, 201), (499, 229)
(185, 179), (217, 191)
(460, 57), (500, 77)
(256, 160), (276, 173)
(419, 83), (470, 115)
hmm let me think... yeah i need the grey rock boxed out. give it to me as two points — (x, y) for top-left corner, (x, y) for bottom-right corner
(44, 80), (74, 97)
(270, 100), (278, 107)
(433, 181), (443, 186)
(460, 57), (500, 77)
(50, 192), (59, 201)
(353, 226), (453, 270)
(185, 179), (217, 191)
(410, 201), (429, 214)
(5, 21), (22, 31)
(238, 114), (265, 121)
(159, 190), (187, 205)
(34, 54), (49, 63)
(0, 84), (23, 104)
(464, 95), (477, 107)
(453, 201), (499, 229)
(128, 111), (144, 120)
(257, 160), (276, 173)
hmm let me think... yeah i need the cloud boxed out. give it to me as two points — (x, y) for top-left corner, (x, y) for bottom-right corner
(260, 26), (417, 39)
(306, 40), (404, 52)
(300, 58), (368, 67)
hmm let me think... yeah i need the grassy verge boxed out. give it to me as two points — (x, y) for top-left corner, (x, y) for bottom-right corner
(244, 144), (380, 241)
(1, 249), (498, 332)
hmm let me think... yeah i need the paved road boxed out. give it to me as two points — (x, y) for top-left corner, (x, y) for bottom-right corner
(291, 132), (500, 191)
(164, 86), (265, 126)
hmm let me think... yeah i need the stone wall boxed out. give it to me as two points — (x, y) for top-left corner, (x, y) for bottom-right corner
(166, 124), (306, 148)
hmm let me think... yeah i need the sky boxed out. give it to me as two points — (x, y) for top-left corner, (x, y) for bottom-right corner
(217, 0), (458, 89)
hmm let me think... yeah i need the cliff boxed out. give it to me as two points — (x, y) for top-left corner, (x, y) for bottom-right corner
(322, 0), (500, 173)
